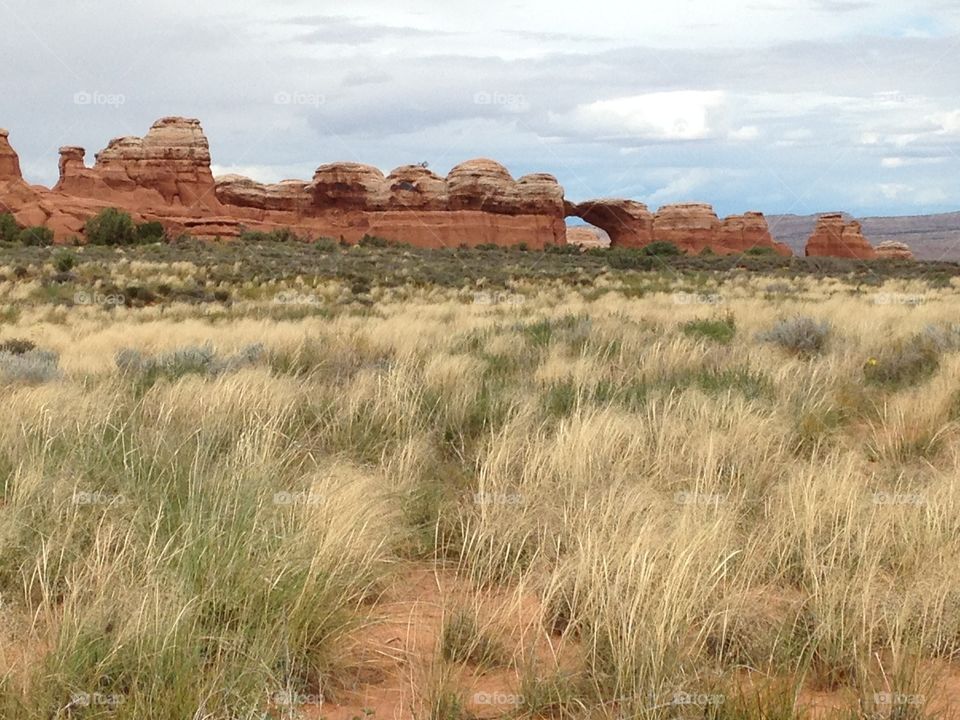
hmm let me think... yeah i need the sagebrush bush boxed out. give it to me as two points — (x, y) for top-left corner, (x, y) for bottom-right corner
(52, 248), (76, 272)
(0, 348), (60, 384)
(84, 207), (138, 245)
(862, 327), (954, 388)
(115, 343), (265, 381)
(136, 220), (167, 243)
(759, 315), (831, 356)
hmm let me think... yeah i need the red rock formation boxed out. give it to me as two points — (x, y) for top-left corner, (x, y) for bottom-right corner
(566, 226), (610, 249)
(0, 129), (22, 181)
(652, 203), (721, 253)
(382, 165), (448, 210)
(804, 213), (876, 259)
(718, 212), (792, 256)
(874, 240), (914, 260)
(567, 199), (654, 248)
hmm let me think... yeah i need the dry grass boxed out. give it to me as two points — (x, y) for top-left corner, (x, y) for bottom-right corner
(0, 270), (959, 718)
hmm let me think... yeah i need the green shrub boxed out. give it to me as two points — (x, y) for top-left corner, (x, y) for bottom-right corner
(682, 314), (736, 344)
(52, 249), (77, 273)
(863, 328), (951, 388)
(759, 316), (830, 356)
(745, 246), (777, 256)
(136, 221), (167, 243)
(84, 208), (137, 245)
(0, 212), (21, 242)
(314, 237), (338, 252)
(641, 241), (682, 257)
(19, 226), (54, 247)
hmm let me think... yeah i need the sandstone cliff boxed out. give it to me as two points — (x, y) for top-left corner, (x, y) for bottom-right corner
(804, 213), (877, 259)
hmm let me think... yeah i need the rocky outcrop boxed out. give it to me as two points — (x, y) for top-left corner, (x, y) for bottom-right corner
(804, 213), (876, 259)
(718, 212), (792, 256)
(382, 165), (448, 210)
(567, 199), (654, 248)
(311, 163), (386, 211)
(874, 240), (914, 260)
(0, 129), (22, 181)
(653, 203), (721, 252)
(214, 175), (309, 213)
(566, 225), (610, 248)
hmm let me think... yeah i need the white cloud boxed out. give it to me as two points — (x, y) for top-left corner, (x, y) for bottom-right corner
(729, 125), (760, 141)
(554, 91), (725, 142)
(646, 168), (714, 206)
(880, 156), (947, 168)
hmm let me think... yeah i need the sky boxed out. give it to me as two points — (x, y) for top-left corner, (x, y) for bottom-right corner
(1, 0), (958, 218)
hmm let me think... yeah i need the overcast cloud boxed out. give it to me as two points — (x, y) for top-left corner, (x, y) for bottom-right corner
(1, 0), (957, 216)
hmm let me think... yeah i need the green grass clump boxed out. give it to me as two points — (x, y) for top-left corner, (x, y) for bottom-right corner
(683, 314), (736, 344)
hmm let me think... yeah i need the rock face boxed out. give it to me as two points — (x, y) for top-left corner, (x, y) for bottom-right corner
(718, 212), (792, 256)
(874, 240), (914, 260)
(653, 203), (721, 252)
(805, 213), (877, 259)
(0, 129), (22, 181)
(567, 199), (653, 248)
(566, 225), (610, 248)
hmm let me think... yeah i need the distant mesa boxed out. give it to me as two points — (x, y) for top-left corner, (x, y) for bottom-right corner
(874, 240), (914, 260)
(0, 116), (913, 259)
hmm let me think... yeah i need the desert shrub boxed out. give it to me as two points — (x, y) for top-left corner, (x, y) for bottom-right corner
(19, 226), (54, 247)
(863, 329), (948, 388)
(546, 243), (582, 255)
(682, 314), (736, 344)
(0, 212), (21, 242)
(84, 208), (137, 245)
(440, 609), (506, 668)
(759, 315), (830, 356)
(605, 248), (657, 270)
(0, 338), (35, 355)
(135, 221), (167, 243)
(0, 348), (60, 384)
(641, 241), (682, 257)
(115, 343), (265, 384)
(745, 246), (777, 256)
(239, 227), (301, 243)
(52, 248), (76, 272)
(358, 234), (390, 248)
(314, 237), (338, 252)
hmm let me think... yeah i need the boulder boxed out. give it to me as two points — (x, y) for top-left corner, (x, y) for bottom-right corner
(804, 213), (876, 259)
